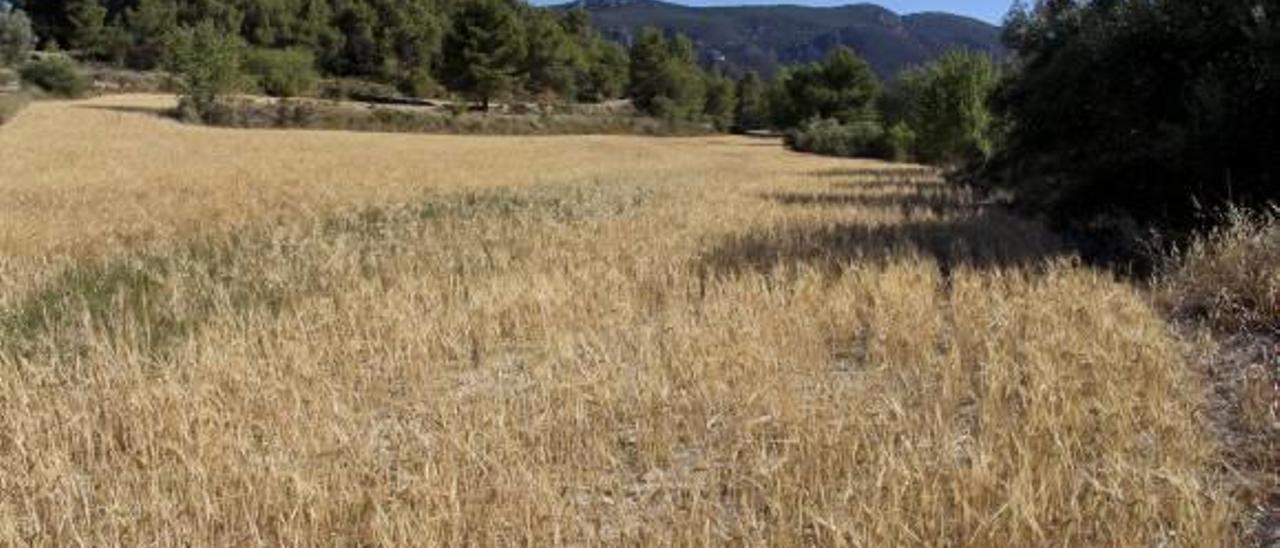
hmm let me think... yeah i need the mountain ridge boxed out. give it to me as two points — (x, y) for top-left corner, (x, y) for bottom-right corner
(552, 0), (1006, 79)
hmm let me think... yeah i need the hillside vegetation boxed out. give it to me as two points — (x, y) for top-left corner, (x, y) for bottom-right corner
(0, 95), (1241, 545)
(569, 0), (1005, 78)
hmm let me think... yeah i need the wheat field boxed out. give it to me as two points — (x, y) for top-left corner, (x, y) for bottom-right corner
(0, 95), (1240, 545)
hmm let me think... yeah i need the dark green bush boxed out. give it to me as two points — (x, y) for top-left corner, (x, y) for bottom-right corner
(245, 48), (317, 98)
(785, 118), (892, 160)
(19, 56), (89, 97)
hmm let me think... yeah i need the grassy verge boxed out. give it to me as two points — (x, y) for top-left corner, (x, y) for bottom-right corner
(191, 96), (714, 136)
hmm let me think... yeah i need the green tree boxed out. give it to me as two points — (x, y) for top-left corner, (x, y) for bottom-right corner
(330, 0), (378, 77)
(165, 20), (245, 120)
(124, 0), (178, 69)
(0, 6), (35, 67)
(733, 70), (767, 131)
(441, 0), (526, 110)
(702, 70), (736, 130)
(777, 46), (880, 127)
(523, 9), (580, 100)
(765, 68), (796, 129)
(376, 0), (446, 95)
(578, 38), (626, 102)
(628, 28), (706, 120)
(292, 0), (342, 68)
(627, 27), (667, 112)
(65, 0), (106, 54)
(900, 51), (998, 165)
(987, 0), (1280, 238)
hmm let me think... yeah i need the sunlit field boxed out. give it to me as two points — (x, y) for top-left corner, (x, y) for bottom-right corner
(0, 95), (1238, 545)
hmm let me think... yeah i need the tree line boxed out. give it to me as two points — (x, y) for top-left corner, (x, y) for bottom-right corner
(1, 0), (987, 145)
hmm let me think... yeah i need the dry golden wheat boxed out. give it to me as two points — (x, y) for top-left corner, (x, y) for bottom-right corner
(0, 95), (1239, 545)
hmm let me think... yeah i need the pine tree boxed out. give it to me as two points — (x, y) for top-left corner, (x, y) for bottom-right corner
(125, 0), (178, 69)
(703, 70), (736, 130)
(523, 9), (579, 100)
(441, 0), (526, 110)
(628, 28), (707, 120)
(733, 70), (767, 131)
(779, 46), (879, 126)
(66, 0), (105, 54)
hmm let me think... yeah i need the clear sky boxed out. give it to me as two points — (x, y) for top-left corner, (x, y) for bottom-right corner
(531, 1), (1015, 25)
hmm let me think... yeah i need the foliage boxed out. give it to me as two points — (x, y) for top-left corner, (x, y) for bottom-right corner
(883, 121), (916, 163)
(629, 28), (707, 121)
(441, 0), (526, 110)
(986, 0), (1280, 237)
(732, 70), (767, 132)
(785, 117), (890, 159)
(701, 71), (735, 131)
(122, 0), (177, 69)
(164, 21), (244, 120)
(522, 9), (579, 101)
(10, 0), (637, 109)
(245, 47), (317, 97)
(898, 51), (998, 165)
(65, 0), (106, 54)
(0, 6), (35, 67)
(189, 96), (711, 136)
(773, 47), (879, 128)
(19, 54), (88, 97)
(579, 39), (627, 102)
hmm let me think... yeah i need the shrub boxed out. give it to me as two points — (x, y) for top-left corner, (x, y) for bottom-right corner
(165, 22), (245, 121)
(397, 71), (444, 99)
(191, 96), (712, 137)
(0, 7), (35, 67)
(785, 118), (891, 159)
(884, 122), (917, 163)
(1159, 206), (1280, 332)
(245, 48), (317, 98)
(19, 56), (89, 97)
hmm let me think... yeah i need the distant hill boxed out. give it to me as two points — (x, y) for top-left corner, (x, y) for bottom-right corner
(555, 0), (1006, 79)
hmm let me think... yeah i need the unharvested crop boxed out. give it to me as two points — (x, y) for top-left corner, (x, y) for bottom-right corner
(0, 95), (1242, 545)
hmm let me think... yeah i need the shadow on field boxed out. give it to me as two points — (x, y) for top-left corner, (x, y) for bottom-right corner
(763, 191), (981, 216)
(79, 104), (173, 119)
(807, 167), (940, 181)
(827, 180), (946, 193)
(699, 213), (1068, 279)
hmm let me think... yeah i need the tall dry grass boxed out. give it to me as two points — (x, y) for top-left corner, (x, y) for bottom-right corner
(0, 95), (1241, 544)
(1160, 206), (1280, 333)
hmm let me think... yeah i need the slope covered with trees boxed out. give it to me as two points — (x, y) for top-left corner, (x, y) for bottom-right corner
(561, 0), (1005, 78)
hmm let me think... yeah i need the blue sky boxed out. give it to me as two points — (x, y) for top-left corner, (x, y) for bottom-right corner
(531, 1), (1014, 25)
